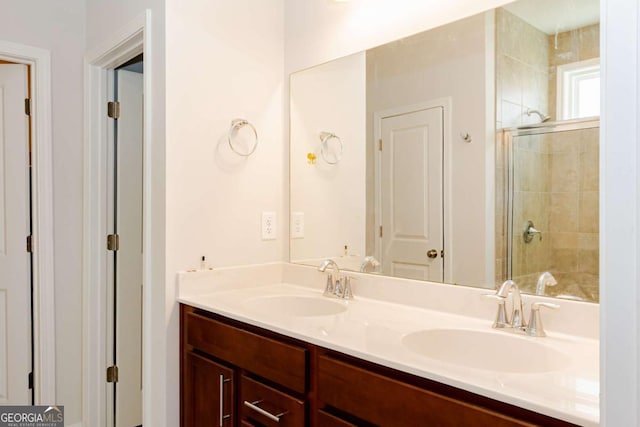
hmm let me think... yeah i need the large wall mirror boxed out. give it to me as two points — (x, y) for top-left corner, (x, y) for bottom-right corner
(289, 0), (600, 302)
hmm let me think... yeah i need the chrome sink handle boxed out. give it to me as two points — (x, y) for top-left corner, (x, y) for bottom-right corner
(341, 276), (356, 300)
(525, 302), (559, 337)
(323, 273), (335, 297)
(482, 294), (509, 328)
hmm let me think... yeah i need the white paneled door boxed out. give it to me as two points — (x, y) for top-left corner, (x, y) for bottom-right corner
(113, 68), (143, 427)
(379, 106), (444, 281)
(0, 64), (31, 405)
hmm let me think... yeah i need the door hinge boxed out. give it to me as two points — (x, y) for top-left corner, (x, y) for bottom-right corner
(24, 98), (32, 116)
(26, 235), (33, 253)
(378, 138), (382, 151)
(379, 225), (383, 238)
(28, 372), (33, 389)
(106, 365), (119, 383)
(107, 101), (120, 119)
(107, 234), (120, 251)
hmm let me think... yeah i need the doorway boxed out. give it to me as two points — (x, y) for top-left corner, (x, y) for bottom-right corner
(0, 42), (55, 406)
(0, 60), (32, 405)
(106, 54), (144, 427)
(375, 104), (445, 281)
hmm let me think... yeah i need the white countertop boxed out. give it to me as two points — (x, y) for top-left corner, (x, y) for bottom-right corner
(178, 262), (599, 426)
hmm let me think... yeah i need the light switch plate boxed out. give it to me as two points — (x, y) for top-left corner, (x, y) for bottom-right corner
(291, 212), (304, 238)
(262, 212), (276, 240)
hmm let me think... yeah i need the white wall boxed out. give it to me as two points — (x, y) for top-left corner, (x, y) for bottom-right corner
(601, 0), (640, 424)
(165, 1), (285, 426)
(0, 1), (85, 423)
(290, 52), (366, 263)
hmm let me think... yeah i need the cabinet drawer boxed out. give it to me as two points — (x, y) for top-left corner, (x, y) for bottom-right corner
(317, 410), (358, 427)
(186, 311), (307, 393)
(241, 375), (305, 427)
(318, 355), (534, 427)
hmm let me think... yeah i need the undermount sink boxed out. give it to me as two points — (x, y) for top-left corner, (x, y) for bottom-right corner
(243, 295), (347, 317)
(401, 328), (570, 373)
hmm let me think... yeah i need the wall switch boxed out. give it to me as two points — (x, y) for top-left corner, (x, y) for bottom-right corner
(291, 212), (304, 239)
(261, 212), (276, 240)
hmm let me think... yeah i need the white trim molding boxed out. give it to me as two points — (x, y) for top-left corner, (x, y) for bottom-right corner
(82, 11), (149, 427)
(0, 40), (56, 405)
(601, 0), (640, 425)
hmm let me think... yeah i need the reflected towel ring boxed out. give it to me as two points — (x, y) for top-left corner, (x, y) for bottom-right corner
(319, 131), (343, 165)
(228, 119), (258, 156)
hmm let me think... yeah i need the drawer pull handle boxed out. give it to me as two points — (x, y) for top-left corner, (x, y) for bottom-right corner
(219, 374), (231, 426)
(244, 399), (288, 423)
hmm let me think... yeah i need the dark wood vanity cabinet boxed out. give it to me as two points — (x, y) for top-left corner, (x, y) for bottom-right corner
(181, 305), (308, 427)
(181, 304), (578, 427)
(183, 352), (235, 427)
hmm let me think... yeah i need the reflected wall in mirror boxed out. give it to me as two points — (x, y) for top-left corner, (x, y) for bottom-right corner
(289, 0), (600, 302)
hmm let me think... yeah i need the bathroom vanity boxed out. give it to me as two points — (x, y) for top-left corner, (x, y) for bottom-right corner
(181, 304), (578, 426)
(178, 264), (598, 427)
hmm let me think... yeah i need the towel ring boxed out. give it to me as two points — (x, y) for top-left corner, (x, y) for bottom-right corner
(319, 131), (343, 165)
(228, 119), (258, 156)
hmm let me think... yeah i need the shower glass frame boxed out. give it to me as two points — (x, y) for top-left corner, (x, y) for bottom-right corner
(502, 117), (600, 285)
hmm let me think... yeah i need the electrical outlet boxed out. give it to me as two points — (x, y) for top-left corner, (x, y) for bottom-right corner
(291, 212), (304, 238)
(261, 212), (276, 240)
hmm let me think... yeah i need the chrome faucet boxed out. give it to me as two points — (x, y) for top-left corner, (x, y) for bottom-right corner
(318, 259), (340, 297)
(360, 255), (380, 272)
(536, 272), (557, 296)
(484, 280), (560, 337)
(496, 280), (526, 329)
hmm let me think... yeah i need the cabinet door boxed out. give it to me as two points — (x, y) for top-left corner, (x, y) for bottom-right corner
(183, 352), (234, 427)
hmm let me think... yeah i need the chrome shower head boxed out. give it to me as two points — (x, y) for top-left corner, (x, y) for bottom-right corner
(526, 108), (550, 123)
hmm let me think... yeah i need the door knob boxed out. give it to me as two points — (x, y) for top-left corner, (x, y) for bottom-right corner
(427, 249), (438, 259)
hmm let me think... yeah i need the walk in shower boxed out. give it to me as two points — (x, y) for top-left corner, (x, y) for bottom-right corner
(498, 118), (600, 302)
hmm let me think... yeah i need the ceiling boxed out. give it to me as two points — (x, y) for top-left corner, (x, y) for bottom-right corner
(503, 0), (600, 34)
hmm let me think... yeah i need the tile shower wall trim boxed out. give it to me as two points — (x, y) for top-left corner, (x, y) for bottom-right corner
(178, 262), (599, 340)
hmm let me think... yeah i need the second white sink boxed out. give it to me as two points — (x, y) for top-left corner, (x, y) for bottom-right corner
(401, 328), (571, 374)
(243, 295), (347, 317)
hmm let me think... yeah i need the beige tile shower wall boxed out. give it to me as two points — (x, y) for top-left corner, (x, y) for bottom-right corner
(510, 133), (553, 293)
(495, 8), (549, 129)
(548, 24), (600, 120)
(495, 9), (550, 286)
(547, 127), (599, 301)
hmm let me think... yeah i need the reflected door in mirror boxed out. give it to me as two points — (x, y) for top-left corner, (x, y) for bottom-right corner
(378, 106), (444, 281)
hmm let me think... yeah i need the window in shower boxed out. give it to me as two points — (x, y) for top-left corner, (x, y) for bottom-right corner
(557, 58), (600, 120)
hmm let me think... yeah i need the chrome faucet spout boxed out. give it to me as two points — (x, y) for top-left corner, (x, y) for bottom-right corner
(496, 280), (526, 329)
(318, 258), (340, 276)
(318, 259), (341, 296)
(536, 272), (557, 296)
(360, 256), (380, 272)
